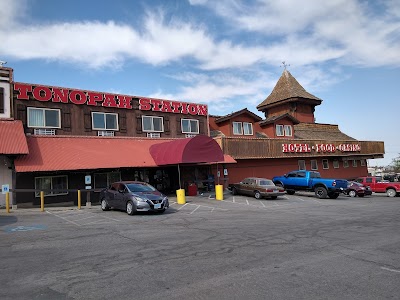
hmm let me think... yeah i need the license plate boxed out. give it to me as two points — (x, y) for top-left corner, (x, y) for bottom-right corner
(273, 190), (278, 193)
(154, 203), (161, 209)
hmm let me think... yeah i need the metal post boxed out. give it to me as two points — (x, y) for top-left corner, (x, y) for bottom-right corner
(5, 192), (10, 213)
(40, 191), (44, 212)
(77, 190), (81, 209)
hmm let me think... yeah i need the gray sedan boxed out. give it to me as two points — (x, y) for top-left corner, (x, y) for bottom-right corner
(100, 181), (169, 215)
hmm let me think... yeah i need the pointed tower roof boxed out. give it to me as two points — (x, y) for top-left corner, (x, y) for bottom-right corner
(257, 70), (322, 111)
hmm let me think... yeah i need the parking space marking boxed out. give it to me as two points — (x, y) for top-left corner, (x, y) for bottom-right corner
(46, 210), (121, 226)
(381, 267), (400, 274)
(189, 205), (201, 214)
(246, 199), (250, 205)
(259, 200), (266, 207)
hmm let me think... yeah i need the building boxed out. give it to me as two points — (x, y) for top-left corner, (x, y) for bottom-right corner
(0, 65), (385, 207)
(209, 69), (384, 184)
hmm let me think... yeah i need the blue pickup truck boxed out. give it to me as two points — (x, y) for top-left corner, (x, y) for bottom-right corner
(272, 170), (348, 199)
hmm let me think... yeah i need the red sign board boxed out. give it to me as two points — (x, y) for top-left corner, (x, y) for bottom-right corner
(14, 83), (208, 116)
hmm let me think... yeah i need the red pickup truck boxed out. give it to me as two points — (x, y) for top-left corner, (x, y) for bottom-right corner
(355, 177), (400, 197)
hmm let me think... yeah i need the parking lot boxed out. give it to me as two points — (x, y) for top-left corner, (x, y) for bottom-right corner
(1, 192), (400, 300)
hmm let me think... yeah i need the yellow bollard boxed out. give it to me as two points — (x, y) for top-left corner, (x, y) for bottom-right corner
(176, 188), (186, 204)
(40, 191), (44, 212)
(77, 190), (81, 209)
(215, 184), (224, 201)
(5, 192), (10, 213)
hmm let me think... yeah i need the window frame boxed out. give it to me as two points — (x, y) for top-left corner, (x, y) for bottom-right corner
(181, 118), (199, 134)
(360, 159), (366, 166)
(27, 107), (61, 129)
(94, 172), (121, 189)
(352, 160), (357, 167)
(34, 175), (68, 197)
(284, 125), (292, 136)
(333, 160), (339, 169)
(298, 160), (306, 170)
(276, 124), (284, 136)
(311, 159), (318, 170)
(142, 116), (164, 132)
(91, 112), (119, 131)
(322, 159), (329, 169)
(343, 160), (349, 168)
(243, 122), (253, 135)
(233, 122), (243, 135)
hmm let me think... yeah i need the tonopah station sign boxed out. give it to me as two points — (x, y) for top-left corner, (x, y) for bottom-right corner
(14, 83), (208, 116)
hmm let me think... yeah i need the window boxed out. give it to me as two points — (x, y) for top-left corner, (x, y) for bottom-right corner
(284, 125), (292, 136)
(92, 112), (118, 130)
(352, 160), (357, 167)
(35, 175), (68, 197)
(233, 122), (243, 135)
(297, 171), (306, 178)
(311, 160), (318, 170)
(322, 159), (329, 169)
(360, 159), (366, 166)
(333, 160), (339, 168)
(298, 160), (306, 170)
(27, 107), (61, 128)
(276, 125), (284, 136)
(94, 172), (121, 189)
(181, 119), (199, 134)
(233, 122), (253, 135)
(142, 116), (163, 132)
(243, 123), (253, 135)
(343, 160), (349, 168)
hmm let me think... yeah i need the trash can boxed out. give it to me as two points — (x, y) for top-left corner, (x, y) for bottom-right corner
(187, 183), (198, 196)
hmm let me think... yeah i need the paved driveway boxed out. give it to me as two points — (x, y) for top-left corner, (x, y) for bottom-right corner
(1, 193), (399, 300)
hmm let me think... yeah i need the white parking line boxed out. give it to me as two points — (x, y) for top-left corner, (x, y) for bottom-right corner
(246, 199), (250, 205)
(46, 211), (82, 226)
(177, 203), (188, 210)
(381, 267), (400, 273)
(232, 197), (235, 203)
(259, 201), (266, 207)
(190, 205), (201, 214)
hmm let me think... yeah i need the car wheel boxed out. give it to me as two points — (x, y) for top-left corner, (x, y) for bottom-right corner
(387, 189), (396, 197)
(270, 196), (277, 200)
(100, 198), (110, 211)
(315, 187), (328, 199)
(231, 187), (238, 195)
(287, 190), (295, 195)
(126, 201), (136, 215)
(348, 190), (357, 197)
(254, 191), (262, 199)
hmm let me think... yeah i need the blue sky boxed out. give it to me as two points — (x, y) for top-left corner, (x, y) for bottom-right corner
(1, 0), (399, 167)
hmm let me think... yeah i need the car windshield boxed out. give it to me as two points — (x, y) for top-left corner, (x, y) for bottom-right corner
(126, 183), (156, 192)
(259, 180), (274, 186)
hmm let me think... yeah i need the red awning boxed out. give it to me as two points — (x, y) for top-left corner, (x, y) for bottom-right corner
(14, 135), (234, 172)
(149, 135), (225, 165)
(0, 119), (29, 154)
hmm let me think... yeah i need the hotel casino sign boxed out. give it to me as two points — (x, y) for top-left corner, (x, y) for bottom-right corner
(282, 143), (361, 153)
(13, 83), (208, 116)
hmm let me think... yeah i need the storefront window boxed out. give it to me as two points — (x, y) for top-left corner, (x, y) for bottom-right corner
(94, 172), (121, 189)
(35, 175), (68, 197)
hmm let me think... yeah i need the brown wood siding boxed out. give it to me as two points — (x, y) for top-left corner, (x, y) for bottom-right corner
(0, 87), (4, 113)
(13, 92), (208, 138)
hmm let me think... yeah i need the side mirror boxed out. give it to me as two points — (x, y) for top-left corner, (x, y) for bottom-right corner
(118, 189), (125, 193)
(284, 174), (288, 178)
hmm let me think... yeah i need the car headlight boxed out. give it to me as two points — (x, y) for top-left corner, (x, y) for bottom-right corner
(163, 196), (168, 202)
(135, 197), (147, 202)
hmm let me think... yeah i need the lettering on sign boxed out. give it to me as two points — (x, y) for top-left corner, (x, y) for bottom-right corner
(282, 143), (361, 153)
(14, 83), (208, 116)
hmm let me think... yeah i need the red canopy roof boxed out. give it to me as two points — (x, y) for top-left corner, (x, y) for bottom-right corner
(0, 119), (29, 154)
(150, 135), (224, 165)
(15, 135), (234, 172)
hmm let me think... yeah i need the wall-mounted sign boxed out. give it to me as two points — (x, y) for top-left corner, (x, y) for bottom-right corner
(14, 83), (208, 116)
(85, 175), (92, 185)
(282, 143), (361, 153)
